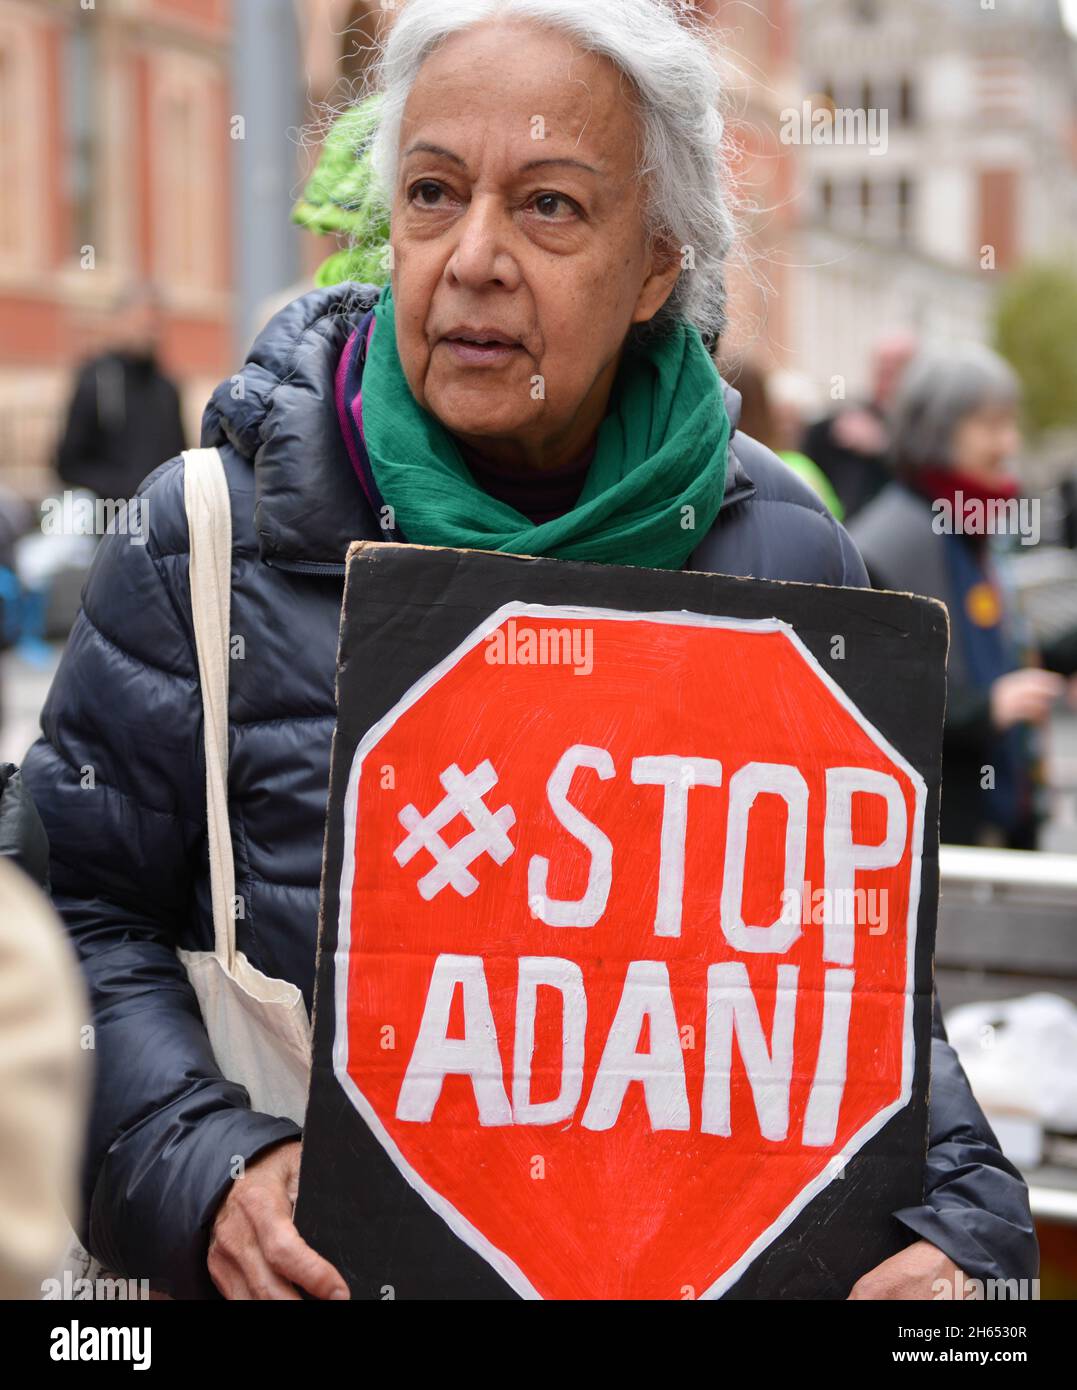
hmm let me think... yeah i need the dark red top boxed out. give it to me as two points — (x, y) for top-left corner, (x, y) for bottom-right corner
(457, 438), (597, 525)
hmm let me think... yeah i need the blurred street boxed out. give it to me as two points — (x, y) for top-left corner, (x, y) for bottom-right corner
(1044, 709), (1077, 856)
(0, 646), (58, 768)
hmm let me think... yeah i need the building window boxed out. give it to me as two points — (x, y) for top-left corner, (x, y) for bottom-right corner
(151, 53), (224, 295)
(977, 168), (1018, 270)
(65, 20), (101, 262)
(899, 78), (916, 126)
(0, 14), (46, 271)
(0, 46), (15, 259)
(163, 90), (198, 283)
(815, 175), (916, 243)
(897, 177), (914, 244)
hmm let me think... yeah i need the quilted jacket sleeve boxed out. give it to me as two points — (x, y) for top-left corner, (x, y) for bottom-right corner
(892, 999), (1038, 1285)
(20, 459), (300, 1300)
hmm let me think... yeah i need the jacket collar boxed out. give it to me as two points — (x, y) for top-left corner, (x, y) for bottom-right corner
(202, 282), (754, 568)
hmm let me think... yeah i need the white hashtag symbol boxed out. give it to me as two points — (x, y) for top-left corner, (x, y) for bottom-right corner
(394, 760), (516, 900)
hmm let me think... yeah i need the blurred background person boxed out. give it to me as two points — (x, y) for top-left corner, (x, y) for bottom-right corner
(54, 284), (186, 507)
(801, 330), (918, 521)
(0, 486), (33, 714)
(851, 344), (1077, 849)
(721, 358), (844, 517)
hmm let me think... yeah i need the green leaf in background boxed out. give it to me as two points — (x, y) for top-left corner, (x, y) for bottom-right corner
(995, 262), (1077, 438)
(292, 93), (392, 288)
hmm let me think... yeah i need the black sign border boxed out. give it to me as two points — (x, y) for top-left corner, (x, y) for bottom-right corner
(295, 541), (947, 1301)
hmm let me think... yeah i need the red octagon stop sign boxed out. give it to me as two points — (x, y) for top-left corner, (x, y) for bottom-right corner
(334, 604), (926, 1300)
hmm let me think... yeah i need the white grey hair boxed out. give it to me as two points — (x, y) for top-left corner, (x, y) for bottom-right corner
(889, 343), (1021, 475)
(362, 0), (736, 344)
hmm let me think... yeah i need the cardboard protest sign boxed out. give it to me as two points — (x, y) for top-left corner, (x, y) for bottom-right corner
(295, 542), (947, 1300)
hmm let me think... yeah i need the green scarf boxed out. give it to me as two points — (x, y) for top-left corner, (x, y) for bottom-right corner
(361, 281), (730, 570)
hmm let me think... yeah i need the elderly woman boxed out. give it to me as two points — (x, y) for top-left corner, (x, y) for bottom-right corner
(852, 343), (1077, 849)
(24, 0), (1034, 1300)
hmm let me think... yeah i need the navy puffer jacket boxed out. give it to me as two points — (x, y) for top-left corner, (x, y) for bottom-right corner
(22, 283), (1036, 1298)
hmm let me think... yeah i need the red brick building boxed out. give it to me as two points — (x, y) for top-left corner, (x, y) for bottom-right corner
(0, 0), (238, 497)
(0, 0), (796, 500)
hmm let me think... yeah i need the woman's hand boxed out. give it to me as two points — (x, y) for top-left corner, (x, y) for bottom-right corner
(989, 669), (1064, 730)
(208, 1140), (349, 1300)
(847, 1238), (968, 1300)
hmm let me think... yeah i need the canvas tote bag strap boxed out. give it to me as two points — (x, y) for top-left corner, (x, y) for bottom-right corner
(182, 448), (236, 969)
